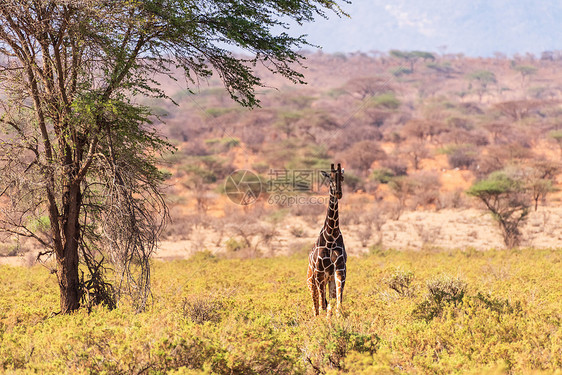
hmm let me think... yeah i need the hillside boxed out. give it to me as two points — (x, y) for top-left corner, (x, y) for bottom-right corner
(4, 51), (562, 263)
(156, 52), (562, 255)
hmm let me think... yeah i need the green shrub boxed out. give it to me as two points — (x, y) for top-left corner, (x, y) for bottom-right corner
(304, 322), (379, 372)
(390, 66), (412, 77)
(369, 93), (400, 109)
(28, 215), (50, 233)
(472, 292), (523, 318)
(371, 168), (395, 183)
(204, 107), (241, 118)
(413, 275), (467, 320)
(342, 171), (363, 192)
(180, 164), (217, 183)
(426, 276), (467, 305)
(384, 268), (414, 296)
(204, 137), (240, 153)
(224, 237), (245, 252)
(0, 243), (18, 257)
(182, 296), (225, 324)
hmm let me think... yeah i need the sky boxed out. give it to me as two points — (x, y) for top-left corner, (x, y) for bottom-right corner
(293, 0), (562, 57)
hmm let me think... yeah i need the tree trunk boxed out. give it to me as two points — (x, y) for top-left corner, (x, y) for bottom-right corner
(57, 242), (80, 313)
(56, 182), (82, 313)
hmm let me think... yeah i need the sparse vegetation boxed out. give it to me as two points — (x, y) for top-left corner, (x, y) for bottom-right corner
(1, 248), (561, 373)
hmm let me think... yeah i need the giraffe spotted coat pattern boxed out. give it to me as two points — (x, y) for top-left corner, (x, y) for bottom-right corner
(307, 163), (347, 316)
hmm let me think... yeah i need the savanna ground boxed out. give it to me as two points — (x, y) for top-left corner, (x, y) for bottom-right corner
(1, 247), (561, 374)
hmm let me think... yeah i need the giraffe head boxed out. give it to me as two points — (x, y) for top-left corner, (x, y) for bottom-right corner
(321, 163), (344, 199)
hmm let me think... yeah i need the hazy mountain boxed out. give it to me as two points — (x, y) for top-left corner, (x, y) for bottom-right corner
(293, 0), (562, 57)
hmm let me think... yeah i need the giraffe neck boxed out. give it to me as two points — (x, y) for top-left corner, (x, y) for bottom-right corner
(323, 191), (339, 238)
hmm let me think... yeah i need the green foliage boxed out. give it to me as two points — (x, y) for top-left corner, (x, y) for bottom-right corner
(283, 144), (331, 171)
(325, 87), (347, 98)
(204, 107), (242, 118)
(368, 93), (400, 109)
(279, 94), (316, 109)
(205, 137), (241, 151)
(413, 275), (467, 321)
(425, 276), (467, 306)
(384, 268), (414, 296)
(180, 155), (234, 186)
(472, 292), (523, 318)
(251, 162), (270, 174)
(303, 321), (380, 371)
(467, 70), (497, 84)
(511, 64), (538, 77)
(389, 49), (409, 59)
(549, 129), (562, 142)
(1, 248), (562, 373)
(390, 66), (412, 77)
(467, 170), (530, 247)
(467, 171), (522, 196)
(390, 50), (434, 73)
(182, 296), (226, 324)
(0, 242), (18, 257)
(426, 61), (453, 73)
(27, 216), (50, 233)
(371, 168), (395, 183)
(225, 237), (245, 252)
(341, 171), (363, 192)
(266, 208), (290, 224)
(180, 164), (217, 184)
(443, 145), (477, 169)
(390, 50), (434, 61)
(411, 51), (435, 60)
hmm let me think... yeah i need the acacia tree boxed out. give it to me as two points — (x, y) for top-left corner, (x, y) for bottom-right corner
(389, 50), (434, 73)
(467, 170), (529, 248)
(467, 70), (496, 102)
(0, 0), (346, 313)
(522, 161), (559, 211)
(511, 64), (537, 87)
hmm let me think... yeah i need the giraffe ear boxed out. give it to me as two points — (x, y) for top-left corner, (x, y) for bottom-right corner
(321, 171), (330, 179)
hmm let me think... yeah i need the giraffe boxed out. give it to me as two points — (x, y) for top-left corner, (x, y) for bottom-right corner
(307, 163), (347, 317)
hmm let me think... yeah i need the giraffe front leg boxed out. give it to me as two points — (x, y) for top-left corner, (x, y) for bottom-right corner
(335, 269), (346, 317)
(318, 278), (328, 312)
(307, 267), (320, 316)
(327, 276), (336, 317)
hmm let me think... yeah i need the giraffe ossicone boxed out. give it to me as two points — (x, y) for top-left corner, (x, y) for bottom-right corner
(307, 163), (347, 317)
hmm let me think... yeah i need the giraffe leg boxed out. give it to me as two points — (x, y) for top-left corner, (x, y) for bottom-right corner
(335, 269), (346, 317)
(307, 266), (319, 316)
(329, 276), (336, 299)
(318, 278), (328, 312)
(327, 276), (336, 317)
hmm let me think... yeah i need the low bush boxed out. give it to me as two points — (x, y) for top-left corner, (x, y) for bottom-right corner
(182, 296), (226, 324)
(413, 275), (467, 321)
(383, 268), (415, 297)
